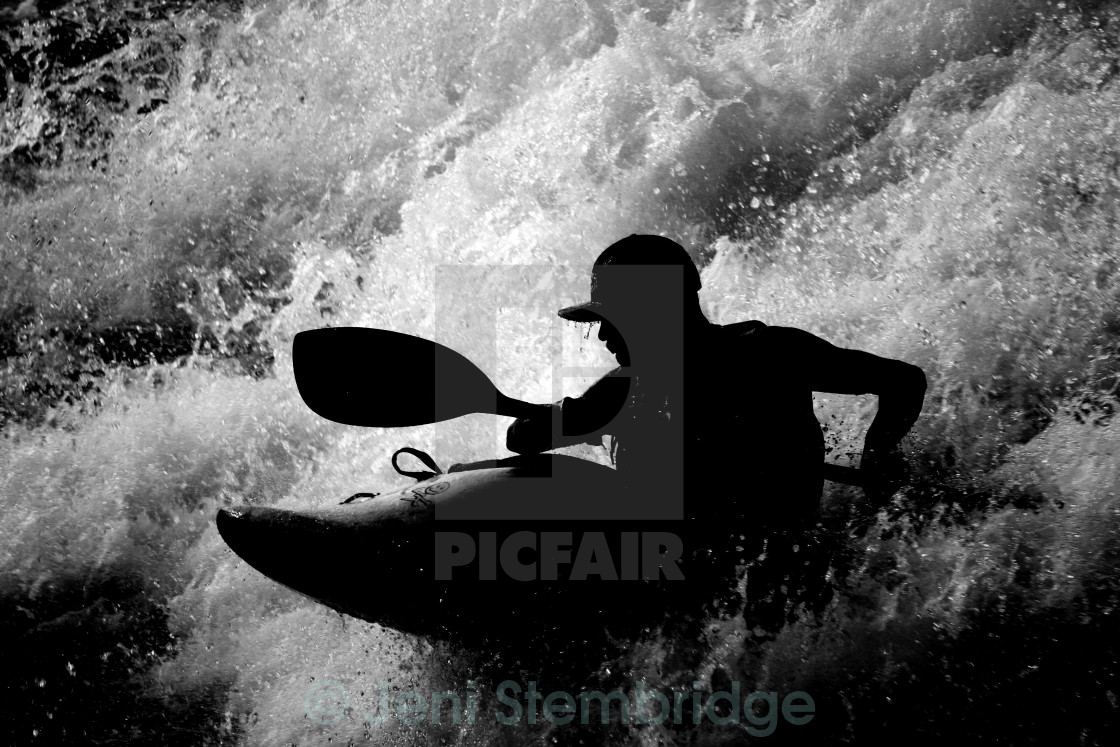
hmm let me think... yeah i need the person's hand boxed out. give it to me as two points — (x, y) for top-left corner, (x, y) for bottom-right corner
(860, 442), (909, 507)
(505, 410), (551, 454)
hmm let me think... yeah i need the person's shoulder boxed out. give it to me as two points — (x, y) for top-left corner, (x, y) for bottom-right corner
(712, 319), (768, 348)
(715, 319), (768, 338)
(720, 320), (828, 339)
(714, 320), (824, 355)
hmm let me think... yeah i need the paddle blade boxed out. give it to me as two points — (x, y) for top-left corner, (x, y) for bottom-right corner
(293, 327), (499, 426)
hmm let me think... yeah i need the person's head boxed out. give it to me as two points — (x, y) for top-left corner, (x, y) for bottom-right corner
(558, 234), (705, 365)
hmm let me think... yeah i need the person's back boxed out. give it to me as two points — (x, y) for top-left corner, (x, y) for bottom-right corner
(683, 320), (824, 520)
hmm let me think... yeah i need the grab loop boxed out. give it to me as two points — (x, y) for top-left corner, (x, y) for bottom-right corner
(391, 447), (445, 482)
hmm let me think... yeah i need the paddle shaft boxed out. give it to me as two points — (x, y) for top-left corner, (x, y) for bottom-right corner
(494, 391), (552, 421)
(822, 462), (864, 487)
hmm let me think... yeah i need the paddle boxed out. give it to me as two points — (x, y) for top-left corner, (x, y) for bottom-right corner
(292, 327), (865, 487)
(293, 327), (544, 427)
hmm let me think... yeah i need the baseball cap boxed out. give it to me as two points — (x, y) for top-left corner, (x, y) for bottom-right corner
(558, 234), (702, 323)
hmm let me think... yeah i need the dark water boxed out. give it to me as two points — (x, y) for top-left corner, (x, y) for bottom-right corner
(2, 0), (1120, 744)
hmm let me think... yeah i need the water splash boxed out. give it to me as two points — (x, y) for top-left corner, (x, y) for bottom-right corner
(3, 0), (1119, 744)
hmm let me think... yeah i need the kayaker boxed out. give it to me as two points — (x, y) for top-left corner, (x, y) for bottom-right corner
(505, 233), (927, 629)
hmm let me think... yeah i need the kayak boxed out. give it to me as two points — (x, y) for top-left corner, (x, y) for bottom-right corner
(235, 329), (867, 643)
(216, 451), (699, 643)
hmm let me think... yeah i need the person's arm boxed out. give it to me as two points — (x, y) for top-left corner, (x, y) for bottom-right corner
(770, 326), (928, 498)
(505, 371), (630, 455)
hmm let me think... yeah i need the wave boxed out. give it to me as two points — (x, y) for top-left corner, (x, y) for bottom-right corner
(2, 0), (1119, 744)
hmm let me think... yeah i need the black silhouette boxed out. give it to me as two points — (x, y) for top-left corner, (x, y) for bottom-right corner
(233, 236), (924, 645)
(506, 234), (927, 629)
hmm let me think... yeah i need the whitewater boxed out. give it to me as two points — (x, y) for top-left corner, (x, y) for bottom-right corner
(2, 0), (1119, 744)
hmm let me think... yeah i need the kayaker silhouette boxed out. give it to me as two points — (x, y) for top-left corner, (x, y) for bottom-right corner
(219, 237), (925, 645)
(506, 233), (927, 630)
